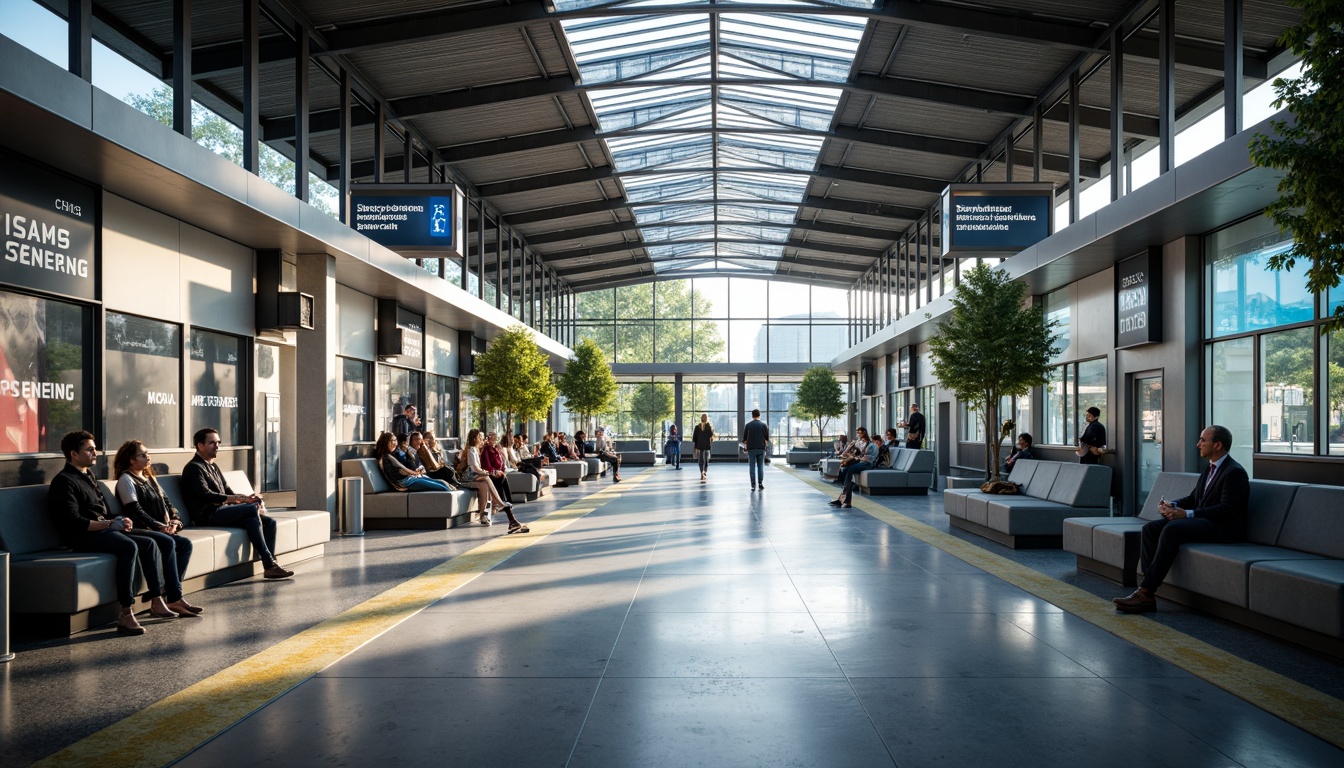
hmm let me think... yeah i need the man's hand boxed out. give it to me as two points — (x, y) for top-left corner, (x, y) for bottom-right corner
(1158, 501), (1183, 520)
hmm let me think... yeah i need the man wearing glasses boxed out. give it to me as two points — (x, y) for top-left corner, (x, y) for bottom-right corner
(181, 427), (293, 579)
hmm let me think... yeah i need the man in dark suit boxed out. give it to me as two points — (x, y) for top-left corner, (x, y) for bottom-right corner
(1114, 425), (1248, 613)
(900, 403), (925, 449)
(182, 427), (293, 579)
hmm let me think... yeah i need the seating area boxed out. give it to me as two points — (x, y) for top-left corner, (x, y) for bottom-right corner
(943, 459), (1112, 548)
(709, 440), (742, 462)
(0, 471), (330, 636)
(786, 441), (827, 467)
(612, 440), (658, 465)
(1063, 471), (1344, 654)
(857, 447), (936, 495)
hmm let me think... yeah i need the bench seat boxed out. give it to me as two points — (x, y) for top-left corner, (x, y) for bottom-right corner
(943, 460), (1112, 548)
(857, 448), (934, 495)
(339, 459), (475, 528)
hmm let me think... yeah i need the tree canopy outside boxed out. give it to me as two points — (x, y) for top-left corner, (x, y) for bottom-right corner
(1248, 0), (1344, 333)
(466, 325), (557, 435)
(576, 281), (725, 363)
(928, 264), (1060, 480)
(556, 338), (619, 430)
(790, 366), (846, 444)
(629, 382), (674, 439)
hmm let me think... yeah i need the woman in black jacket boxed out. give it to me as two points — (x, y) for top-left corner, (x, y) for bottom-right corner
(113, 440), (202, 617)
(692, 413), (714, 482)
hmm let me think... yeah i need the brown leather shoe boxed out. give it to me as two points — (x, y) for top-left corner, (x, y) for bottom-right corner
(263, 564), (295, 579)
(1113, 589), (1156, 613)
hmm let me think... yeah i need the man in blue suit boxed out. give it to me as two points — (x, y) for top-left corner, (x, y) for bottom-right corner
(1114, 425), (1248, 613)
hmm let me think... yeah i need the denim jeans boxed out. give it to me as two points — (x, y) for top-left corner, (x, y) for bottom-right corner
(667, 446), (680, 468)
(127, 528), (192, 602)
(403, 475), (453, 493)
(840, 461), (874, 501)
(747, 449), (766, 486)
(74, 530), (159, 607)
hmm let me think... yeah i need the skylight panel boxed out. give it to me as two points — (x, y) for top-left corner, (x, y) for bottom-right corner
(721, 224), (791, 242)
(643, 224), (716, 242)
(635, 203), (716, 224)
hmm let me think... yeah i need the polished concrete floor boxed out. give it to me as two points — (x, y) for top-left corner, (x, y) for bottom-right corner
(6, 464), (1344, 767)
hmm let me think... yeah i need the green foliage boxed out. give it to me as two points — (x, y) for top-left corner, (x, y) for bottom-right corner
(629, 382), (674, 437)
(466, 325), (557, 434)
(556, 338), (618, 424)
(791, 365), (846, 440)
(928, 264), (1060, 480)
(575, 282), (725, 363)
(125, 86), (336, 216)
(1248, 0), (1344, 333)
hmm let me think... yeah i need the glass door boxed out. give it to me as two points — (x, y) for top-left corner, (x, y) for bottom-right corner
(1134, 375), (1163, 511)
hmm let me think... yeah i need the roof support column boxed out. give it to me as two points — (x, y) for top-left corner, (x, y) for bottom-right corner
(172, 0), (191, 136)
(67, 0), (91, 80)
(373, 101), (385, 182)
(1158, 0), (1176, 173)
(495, 226), (503, 310)
(1110, 29), (1124, 203)
(403, 134), (413, 182)
(476, 205), (485, 300)
(242, 0), (259, 174)
(1004, 130), (1014, 183)
(339, 68), (352, 223)
(294, 25), (309, 203)
(1224, 0), (1244, 138)
(1032, 105), (1044, 183)
(1068, 69), (1080, 225)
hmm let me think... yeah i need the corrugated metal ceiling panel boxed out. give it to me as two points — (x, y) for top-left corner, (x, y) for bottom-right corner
(889, 27), (1076, 97)
(861, 98), (1016, 143)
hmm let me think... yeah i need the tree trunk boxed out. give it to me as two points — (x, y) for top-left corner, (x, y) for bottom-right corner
(984, 397), (1001, 481)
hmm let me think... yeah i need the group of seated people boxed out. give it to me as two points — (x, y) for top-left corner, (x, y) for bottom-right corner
(825, 427), (902, 507)
(374, 427), (529, 534)
(46, 427), (294, 636)
(529, 429), (621, 482)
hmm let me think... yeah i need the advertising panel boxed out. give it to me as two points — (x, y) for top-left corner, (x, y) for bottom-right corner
(0, 290), (87, 453)
(0, 152), (98, 300)
(105, 313), (181, 450)
(350, 183), (465, 257)
(1116, 248), (1163, 349)
(898, 346), (913, 389)
(940, 183), (1054, 255)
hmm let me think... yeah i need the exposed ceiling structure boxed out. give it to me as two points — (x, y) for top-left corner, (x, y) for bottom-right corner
(42, 0), (1301, 292)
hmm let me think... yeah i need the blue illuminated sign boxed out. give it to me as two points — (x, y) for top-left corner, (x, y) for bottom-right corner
(940, 184), (1054, 255)
(350, 185), (463, 254)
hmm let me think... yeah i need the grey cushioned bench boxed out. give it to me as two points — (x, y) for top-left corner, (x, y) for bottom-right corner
(0, 473), (329, 636)
(857, 447), (935, 496)
(551, 460), (588, 487)
(819, 457), (842, 480)
(1063, 472), (1344, 654)
(943, 459), (1111, 548)
(786, 441), (826, 467)
(507, 467), (556, 502)
(339, 458), (475, 529)
(709, 440), (742, 462)
(613, 440), (657, 465)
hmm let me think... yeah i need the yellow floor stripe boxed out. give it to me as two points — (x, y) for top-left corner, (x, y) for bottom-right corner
(783, 467), (1344, 750)
(35, 471), (657, 768)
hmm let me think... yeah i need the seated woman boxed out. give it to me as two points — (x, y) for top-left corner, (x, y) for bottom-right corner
(113, 440), (202, 618)
(1004, 432), (1035, 473)
(411, 431), (460, 487)
(480, 432), (515, 505)
(512, 433), (544, 477)
(376, 432), (454, 493)
(537, 434), (560, 463)
(571, 430), (588, 460)
(555, 433), (574, 459)
(458, 429), (527, 533)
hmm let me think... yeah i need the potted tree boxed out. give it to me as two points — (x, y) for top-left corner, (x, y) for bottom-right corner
(555, 338), (618, 434)
(466, 325), (558, 436)
(791, 366), (846, 450)
(928, 264), (1060, 481)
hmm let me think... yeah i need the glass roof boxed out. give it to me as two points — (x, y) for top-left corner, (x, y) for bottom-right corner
(558, 0), (869, 276)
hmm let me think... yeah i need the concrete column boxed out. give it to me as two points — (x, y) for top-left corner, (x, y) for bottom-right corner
(674, 373), (684, 435)
(296, 252), (338, 516)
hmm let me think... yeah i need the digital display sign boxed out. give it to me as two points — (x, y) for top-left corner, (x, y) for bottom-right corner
(1, 151), (98, 300)
(1116, 248), (1162, 349)
(350, 184), (466, 257)
(940, 183), (1054, 256)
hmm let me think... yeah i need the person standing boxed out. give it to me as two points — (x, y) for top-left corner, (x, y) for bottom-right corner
(899, 403), (926, 449)
(693, 414), (714, 482)
(182, 428), (293, 580)
(741, 408), (770, 492)
(666, 424), (682, 470)
(1113, 426), (1248, 613)
(1077, 406), (1106, 464)
(391, 403), (422, 441)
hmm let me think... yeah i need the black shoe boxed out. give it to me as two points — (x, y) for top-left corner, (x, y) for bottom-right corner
(828, 499), (843, 507)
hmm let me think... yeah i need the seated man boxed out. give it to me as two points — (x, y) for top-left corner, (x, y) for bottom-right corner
(1114, 425), (1248, 613)
(832, 434), (849, 457)
(831, 427), (878, 508)
(182, 427), (293, 579)
(1003, 432), (1034, 473)
(409, 431), (460, 487)
(593, 427), (623, 483)
(572, 430), (589, 460)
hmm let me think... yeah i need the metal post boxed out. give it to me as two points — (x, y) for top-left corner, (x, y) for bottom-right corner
(172, 0), (192, 136)
(1224, 0), (1244, 138)
(1110, 30), (1124, 203)
(338, 477), (365, 536)
(1, 552), (14, 662)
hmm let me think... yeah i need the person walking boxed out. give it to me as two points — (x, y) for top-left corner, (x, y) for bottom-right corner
(692, 414), (714, 483)
(742, 408), (770, 492)
(1077, 407), (1106, 464)
(666, 424), (682, 469)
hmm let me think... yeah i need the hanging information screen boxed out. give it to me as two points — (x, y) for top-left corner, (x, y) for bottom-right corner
(1, 152), (98, 300)
(350, 183), (466, 257)
(1115, 248), (1163, 349)
(940, 183), (1054, 256)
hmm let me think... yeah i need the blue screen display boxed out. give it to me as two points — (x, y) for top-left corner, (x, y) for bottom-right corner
(352, 193), (456, 250)
(946, 193), (1051, 250)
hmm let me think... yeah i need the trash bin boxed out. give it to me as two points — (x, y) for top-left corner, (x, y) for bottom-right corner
(1, 552), (14, 662)
(338, 477), (365, 537)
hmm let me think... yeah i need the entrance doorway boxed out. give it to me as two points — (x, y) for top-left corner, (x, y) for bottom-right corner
(1134, 374), (1163, 511)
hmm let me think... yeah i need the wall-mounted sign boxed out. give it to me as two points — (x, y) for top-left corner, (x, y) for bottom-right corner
(376, 299), (425, 369)
(898, 346), (913, 389)
(350, 183), (466, 258)
(940, 182), (1054, 256)
(1116, 248), (1163, 349)
(1, 152), (98, 300)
